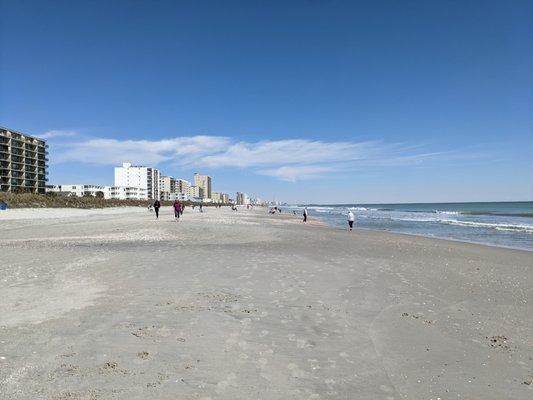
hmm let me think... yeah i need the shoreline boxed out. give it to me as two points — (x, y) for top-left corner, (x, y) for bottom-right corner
(1, 206), (532, 252)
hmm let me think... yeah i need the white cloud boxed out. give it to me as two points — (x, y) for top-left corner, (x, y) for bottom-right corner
(54, 136), (231, 166)
(47, 131), (472, 181)
(259, 165), (334, 182)
(200, 139), (377, 168)
(40, 130), (80, 139)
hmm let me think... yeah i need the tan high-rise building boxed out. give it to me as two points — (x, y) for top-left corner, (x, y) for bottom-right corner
(175, 179), (190, 195)
(194, 173), (212, 199)
(1, 127), (48, 193)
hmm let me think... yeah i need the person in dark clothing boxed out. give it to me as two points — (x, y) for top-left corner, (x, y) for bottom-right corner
(303, 207), (308, 222)
(153, 200), (161, 219)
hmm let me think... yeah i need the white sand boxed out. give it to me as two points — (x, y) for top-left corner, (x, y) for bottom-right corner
(0, 207), (532, 399)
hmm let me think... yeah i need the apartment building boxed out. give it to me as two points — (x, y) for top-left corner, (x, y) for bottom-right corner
(194, 173), (212, 199)
(103, 186), (145, 200)
(189, 185), (203, 200)
(1, 127), (48, 193)
(211, 192), (221, 203)
(161, 191), (188, 201)
(59, 184), (107, 197)
(114, 162), (160, 200)
(159, 176), (175, 194)
(175, 179), (190, 196)
(46, 184), (147, 200)
(236, 192), (250, 205)
(211, 192), (229, 204)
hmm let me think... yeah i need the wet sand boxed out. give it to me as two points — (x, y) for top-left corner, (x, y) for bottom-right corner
(0, 207), (532, 399)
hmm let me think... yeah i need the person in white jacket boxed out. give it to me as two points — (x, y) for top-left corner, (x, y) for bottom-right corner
(347, 210), (355, 231)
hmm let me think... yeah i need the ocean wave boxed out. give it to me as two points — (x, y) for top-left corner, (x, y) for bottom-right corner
(463, 211), (533, 218)
(440, 219), (533, 233)
(434, 210), (461, 215)
(376, 215), (533, 233)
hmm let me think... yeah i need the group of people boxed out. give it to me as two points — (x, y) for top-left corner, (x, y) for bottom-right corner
(149, 200), (184, 221)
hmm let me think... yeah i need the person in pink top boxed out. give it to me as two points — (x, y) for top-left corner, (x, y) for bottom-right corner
(173, 200), (182, 222)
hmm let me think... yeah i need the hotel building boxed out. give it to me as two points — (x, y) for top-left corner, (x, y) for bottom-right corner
(0, 127), (48, 193)
(236, 192), (250, 205)
(114, 162), (160, 200)
(175, 179), (191, 196)
(211, 192), (229, 204)
(194, 173), (212, 199)
(46, 184), (147, 200)
(189, 185), (203, 200)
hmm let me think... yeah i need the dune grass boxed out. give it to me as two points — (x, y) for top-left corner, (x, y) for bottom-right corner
(0, 192), (220, 209)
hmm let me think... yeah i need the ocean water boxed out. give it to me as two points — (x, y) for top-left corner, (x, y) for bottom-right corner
(286, 202), (533, 251)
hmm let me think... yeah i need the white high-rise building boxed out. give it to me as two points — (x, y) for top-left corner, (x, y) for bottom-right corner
(114, 162), (160, 200)
(236, 192), (250, 205)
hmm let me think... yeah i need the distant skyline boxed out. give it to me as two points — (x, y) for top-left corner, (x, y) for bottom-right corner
(1, 0), (532, 203)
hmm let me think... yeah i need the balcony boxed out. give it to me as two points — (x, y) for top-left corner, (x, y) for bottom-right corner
(10, 140), (25, 149)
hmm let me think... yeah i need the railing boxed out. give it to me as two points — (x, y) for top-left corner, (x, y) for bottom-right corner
(10, 140), (25, 149)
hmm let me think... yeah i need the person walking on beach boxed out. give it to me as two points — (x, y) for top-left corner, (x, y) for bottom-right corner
(173, 200), (182, 221)
(348, 210), (355, 231)
(153, 200), (161, 219)
(303, 207), (308, 222)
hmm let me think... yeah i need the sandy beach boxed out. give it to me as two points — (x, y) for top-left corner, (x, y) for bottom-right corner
(0, 206), (532, 400)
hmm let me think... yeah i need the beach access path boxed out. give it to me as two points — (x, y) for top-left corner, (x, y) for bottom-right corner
(1, 206), (532, 399)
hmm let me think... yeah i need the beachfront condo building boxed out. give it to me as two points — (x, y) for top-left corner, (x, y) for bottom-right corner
(159, 176), (176, 194)
(189, 185), (203, 200)
(194, 173), (212, 199)
(236, 192), (250, 205)
(46, 184), (148, 200)
(211, 192), (229, 204)
(0, 127), (48, 193)
(106, 186), (148, 200)
(115, 162), (160, 200)
(175, 179), (191, 196)
(159, 176), (192, 201)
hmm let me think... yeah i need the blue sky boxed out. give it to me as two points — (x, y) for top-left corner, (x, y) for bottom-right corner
(1, 0), (532, 203)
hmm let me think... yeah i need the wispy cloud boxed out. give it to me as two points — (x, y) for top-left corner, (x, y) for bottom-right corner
(40, 130), (80, 139)
(258, 165), (334, 182)
(200, 139), (376, 168)
(45, 130), (480, 181)
(53, 136), (231, 166)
